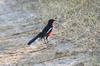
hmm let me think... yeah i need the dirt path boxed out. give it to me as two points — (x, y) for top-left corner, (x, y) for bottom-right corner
(0, 0), (100, 66)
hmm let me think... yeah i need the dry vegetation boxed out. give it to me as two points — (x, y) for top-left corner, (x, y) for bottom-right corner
(38, 0), (100, 65)
(0, 0), (100, 66)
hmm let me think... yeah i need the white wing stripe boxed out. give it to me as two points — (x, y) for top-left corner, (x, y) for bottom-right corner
(46, 28), (52, 34)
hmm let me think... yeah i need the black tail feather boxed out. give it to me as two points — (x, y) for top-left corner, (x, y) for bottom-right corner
(27, 33), (42, 45)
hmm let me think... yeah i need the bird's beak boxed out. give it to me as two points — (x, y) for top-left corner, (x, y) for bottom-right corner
(54, 20), (58, 22)
(54, 20), (56, 21)
(54, 20), (60, 25)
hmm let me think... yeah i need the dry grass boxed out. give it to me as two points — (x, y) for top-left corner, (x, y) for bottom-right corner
(0, 0), (100, 65)
(38, 0), (100, 65)
(38, 0), (99, 20)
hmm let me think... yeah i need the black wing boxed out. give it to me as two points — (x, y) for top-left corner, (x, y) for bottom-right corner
(41, 25), (52, 35)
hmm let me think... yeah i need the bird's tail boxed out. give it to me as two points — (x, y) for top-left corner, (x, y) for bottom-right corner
(27, 32), (42, 45)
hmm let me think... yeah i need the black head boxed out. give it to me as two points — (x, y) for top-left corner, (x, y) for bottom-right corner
(48, 19), (56, 24)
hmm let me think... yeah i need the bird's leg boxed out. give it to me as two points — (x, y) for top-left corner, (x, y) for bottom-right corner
(43, 37), (46, 43)
(46, 37), (49, 43)
(39, 37), (42, 41)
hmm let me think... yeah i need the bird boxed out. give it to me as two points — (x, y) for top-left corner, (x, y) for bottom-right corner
(27, 19), (56, 45)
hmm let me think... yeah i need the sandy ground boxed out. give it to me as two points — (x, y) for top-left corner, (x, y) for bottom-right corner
(0, 0), (100, 66)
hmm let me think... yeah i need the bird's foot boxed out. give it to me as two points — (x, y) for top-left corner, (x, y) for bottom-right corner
(44, 40), (49, 44)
